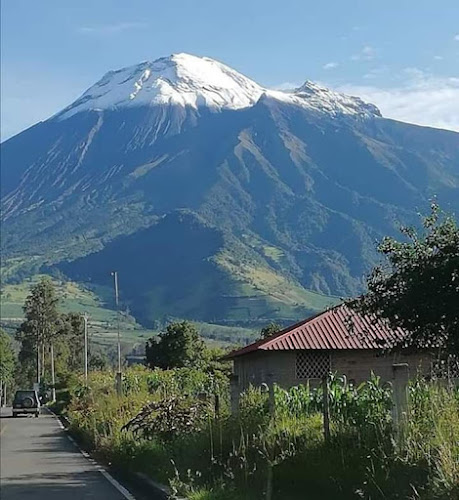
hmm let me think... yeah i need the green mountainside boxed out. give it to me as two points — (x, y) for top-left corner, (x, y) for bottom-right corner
(2, 56), (458, 329)
(0, 276), (256, 352)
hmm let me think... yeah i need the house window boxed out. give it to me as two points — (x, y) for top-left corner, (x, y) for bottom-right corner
(296, 351), (330, 379)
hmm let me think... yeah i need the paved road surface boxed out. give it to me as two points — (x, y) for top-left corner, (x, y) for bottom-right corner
(0, 407), (135, 499)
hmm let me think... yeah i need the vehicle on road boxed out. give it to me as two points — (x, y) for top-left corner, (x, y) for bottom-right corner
(12, 390), (40, 417)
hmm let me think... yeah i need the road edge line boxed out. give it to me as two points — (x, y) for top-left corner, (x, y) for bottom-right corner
(47, 408), (137, 500)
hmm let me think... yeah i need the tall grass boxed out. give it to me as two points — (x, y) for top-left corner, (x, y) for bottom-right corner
(61, 368), (459, 500)
(405, 380), (459, 498)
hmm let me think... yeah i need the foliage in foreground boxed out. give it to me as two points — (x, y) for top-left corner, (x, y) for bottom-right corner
(61, 368), (459, 500)
(350, 203), (459, 355)
(0, 329), (15, 384)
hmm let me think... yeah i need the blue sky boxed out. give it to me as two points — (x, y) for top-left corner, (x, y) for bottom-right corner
(2, 0), (459, 139)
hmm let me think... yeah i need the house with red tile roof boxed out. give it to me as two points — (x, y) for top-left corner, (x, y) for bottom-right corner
(223, 304), (433, 391)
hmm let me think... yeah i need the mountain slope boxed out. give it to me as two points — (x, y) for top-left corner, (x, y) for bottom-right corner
(2, 53), (458, 326)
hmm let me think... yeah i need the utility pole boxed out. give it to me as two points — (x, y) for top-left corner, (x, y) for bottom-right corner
(50, 343), (56, 403)
(36, 327), (41, 389)
(111, 271), (122, 395)
(37, 343), (40, 386)
(83, 313), (89, 384)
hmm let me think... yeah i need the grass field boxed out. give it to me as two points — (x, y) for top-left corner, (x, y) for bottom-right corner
(215, 250), (339, 322)
(0, 275), (154, 348)
(0, 275), (255, 352)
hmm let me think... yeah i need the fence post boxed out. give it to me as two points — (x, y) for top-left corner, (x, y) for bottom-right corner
(115, 371), (123, 396)
(392, 363), (409, 443)
(322, 375), (330, 442)
(267, 373), (275, 417)
(260, 374), (276, 500)
(230, 374), (240, 415)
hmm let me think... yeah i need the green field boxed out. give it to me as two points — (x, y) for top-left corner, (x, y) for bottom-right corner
(215, 250), (339, 321)
(0, 275), (154, 348)
(0, 275), (254, 351)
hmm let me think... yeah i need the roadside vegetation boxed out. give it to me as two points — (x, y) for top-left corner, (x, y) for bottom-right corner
(56, 368), (459, 499)
(2, 205), (458, 498)
(0, 329), (16, 403)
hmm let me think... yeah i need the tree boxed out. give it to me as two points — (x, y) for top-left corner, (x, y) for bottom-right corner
(146, 321), (205, 369)
(89, 351), (109, 371)
(54, 313), (85, 373)
(259, 322), (282, 340)
(349, 203), (459, 354)
(0, 329), (16, 404)
(0, 330), (15, 382)
(17, 277), (60, 388)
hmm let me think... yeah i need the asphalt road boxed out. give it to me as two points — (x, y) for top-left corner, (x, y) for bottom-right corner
(0, 407), (136, 499)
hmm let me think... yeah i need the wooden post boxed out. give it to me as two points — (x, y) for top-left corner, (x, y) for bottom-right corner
(115, 371), (122, 396)
(392, 363), (409, 443)
(322, 375), (330, 442)
(230, 374), (240, 415)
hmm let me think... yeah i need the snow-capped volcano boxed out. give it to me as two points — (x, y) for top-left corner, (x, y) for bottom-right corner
(2, 52), (459, 326)
(58, 53), (380, 120)
(59, 53), (264, 119)
(290, 81), (381, 117)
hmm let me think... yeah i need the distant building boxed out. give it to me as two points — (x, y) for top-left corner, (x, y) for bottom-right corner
(223, 305), (433, 391)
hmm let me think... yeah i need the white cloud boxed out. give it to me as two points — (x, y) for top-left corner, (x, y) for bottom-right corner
(77, 22), (147, 35)
(323, 62), (339, 70)
(336, 70), (459, 132)
(433, 55), (444, 60)
(351, 45), (376, 61)
(454, 34), (459, 41)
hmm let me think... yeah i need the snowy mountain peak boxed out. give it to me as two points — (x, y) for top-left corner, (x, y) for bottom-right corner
(259, 80), (381, 118)
(291, 80), (381, 117)
(57, 53), (381, 121)
(58, 53), (264, 119)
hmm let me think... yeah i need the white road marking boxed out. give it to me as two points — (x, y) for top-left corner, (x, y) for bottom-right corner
(48, 409), (136, 500)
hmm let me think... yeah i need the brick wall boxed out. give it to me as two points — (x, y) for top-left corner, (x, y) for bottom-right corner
(233, 349), (433, 391)
(234, 351), (295, 388)
(332, 350), (431, 384)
